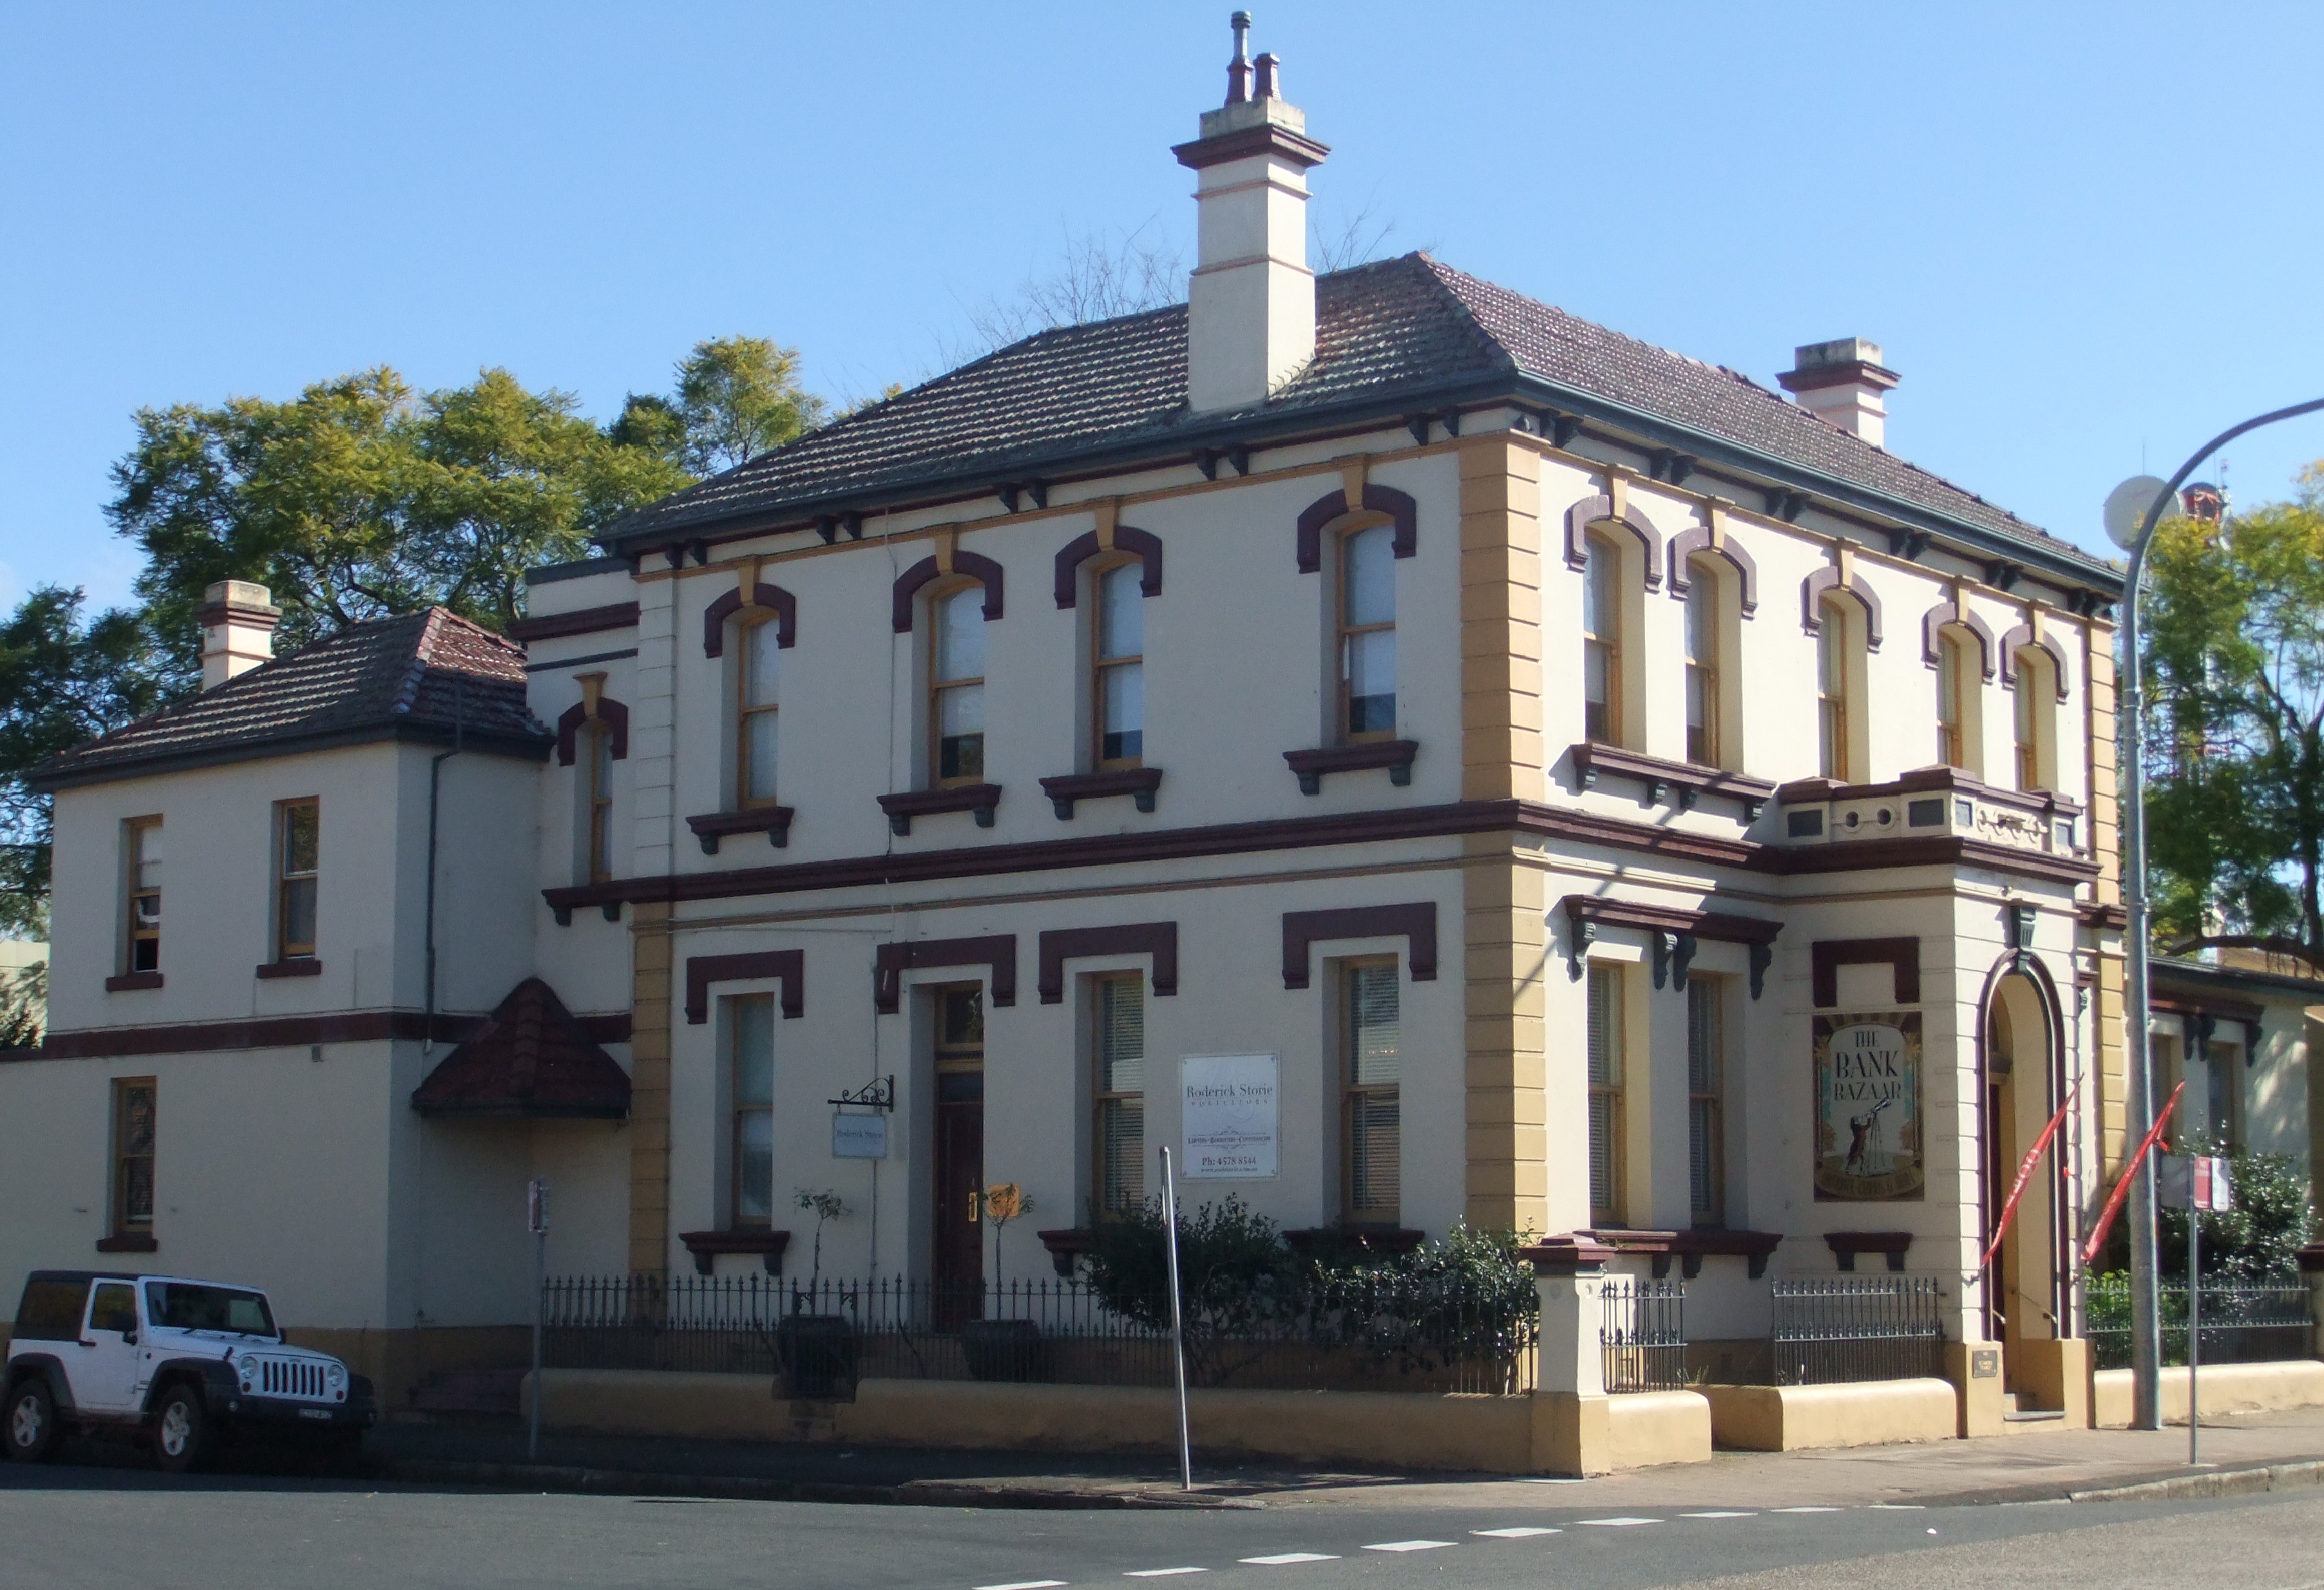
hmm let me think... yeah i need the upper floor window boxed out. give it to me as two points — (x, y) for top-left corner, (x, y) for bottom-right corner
(585, 723), (616, 883)
(1339, 523), (1396, 741)
(1093, 560), (1145, 768)
(1586, 963), (1625, 1227)
(2012, 646), (2057, 791)
(124, 816), (162, 973)
(1091, 973), (1146, 1218)
(1343, 960), (1401, 1223)
(1816, 595), (1854, 781)
(275, 799), (319, 961)
(931, 584), (987, 785)
(739, 614), (782, 807)
(2204, 1037), (2243, 1153)
(1936, 630), (1968, 769)
(1583, 532), (1623, 745)
(1684, 564), (1720, 766)
(731, 994), (776, 1227)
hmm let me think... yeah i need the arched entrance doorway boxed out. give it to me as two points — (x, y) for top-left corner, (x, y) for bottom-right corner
(1979, 961), (2068, 1389)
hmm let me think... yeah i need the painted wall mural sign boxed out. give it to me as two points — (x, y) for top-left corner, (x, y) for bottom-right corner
(1181, 1053), (1279, 1180)
(1813, 1011), (1925, 1201)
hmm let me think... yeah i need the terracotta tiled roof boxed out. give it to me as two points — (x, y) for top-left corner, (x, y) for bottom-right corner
(610, 253), (2111, 582)
(410, 978), (631, 1120)
(32, 608), (551, 789)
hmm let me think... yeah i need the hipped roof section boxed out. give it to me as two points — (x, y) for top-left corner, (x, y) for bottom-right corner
(608, 253), (2115, 587)
(410, 977), (631, 1120)
(33, 608), (552, 790)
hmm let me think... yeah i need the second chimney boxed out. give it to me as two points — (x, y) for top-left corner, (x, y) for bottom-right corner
(199, 579), (281, 691)
(1778, 338), (1899, 448)
(1172, 15), (1330, 414)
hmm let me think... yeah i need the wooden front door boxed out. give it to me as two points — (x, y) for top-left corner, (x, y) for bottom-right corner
(931, 987), (986, 1325)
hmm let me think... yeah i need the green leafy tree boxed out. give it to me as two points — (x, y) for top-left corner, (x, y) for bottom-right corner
(2142, 463), (2324, 966)
(0, 957), (44, 1049)
(0, 588), (173, 937)
(671, 337), (824, 476)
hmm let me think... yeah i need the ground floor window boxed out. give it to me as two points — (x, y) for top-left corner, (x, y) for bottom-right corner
(1587, 964), (1624, 1227)
(111, 1077), (156, 1239)
(1342, 960), (1401, 1224)
(1688, 976), (1726, 1226)
(730, 995), (775, 1227)
(1091, 973), (1145, 1218)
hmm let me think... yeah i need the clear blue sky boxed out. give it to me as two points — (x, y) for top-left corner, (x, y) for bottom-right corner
(5, 1), (2320, 613)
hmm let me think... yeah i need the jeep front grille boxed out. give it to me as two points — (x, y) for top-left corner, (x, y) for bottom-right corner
(249, 1357), (329, 1401)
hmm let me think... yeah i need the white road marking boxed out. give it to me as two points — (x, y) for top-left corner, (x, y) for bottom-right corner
(1519, 1477), (1588, 1484)
(978, 1582), (1068, 1589)
(1240, 1555), (1338, 1566)
(1681, 1511), (1757, 1518)
(1125, 1571), (1206, 1579)
(1364, 1540), (1457, 1553)
(1773, 1506), (1843, 1513)
(1473, 1527), (1562, 1538)
(1578, 1517), (1662, 1527)
(1869, 1504), (1927, 1510)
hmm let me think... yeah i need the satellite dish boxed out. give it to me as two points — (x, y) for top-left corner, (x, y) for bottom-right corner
(2104, 475), (2173, 551)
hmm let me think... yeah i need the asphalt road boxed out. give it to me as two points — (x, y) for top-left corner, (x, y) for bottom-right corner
(5, 1458), (2323, 1590)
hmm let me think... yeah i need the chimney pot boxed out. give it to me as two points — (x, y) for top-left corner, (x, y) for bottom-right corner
(1253, 51), (1279, 98)
(198, 579), (282, 691)
(1777, 337), (1900, 448)
(1226, 10), (1252, 103)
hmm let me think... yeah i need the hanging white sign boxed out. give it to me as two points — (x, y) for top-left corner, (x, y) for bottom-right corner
(1181, 1053), (1279, 1180)
(831, 1112), (889, 1160)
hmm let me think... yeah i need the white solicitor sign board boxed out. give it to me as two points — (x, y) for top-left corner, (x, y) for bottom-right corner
(1181, 1053), (1279, 1180)
(832, 1112), (888, 1160)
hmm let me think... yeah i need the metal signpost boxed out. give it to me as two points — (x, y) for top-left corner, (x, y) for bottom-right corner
(2160, 1154), (2232, 1465)
(1159, 1146), (1192, 1493)
(527, 1177), (548, 1461)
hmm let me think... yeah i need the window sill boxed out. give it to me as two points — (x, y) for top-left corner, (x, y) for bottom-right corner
(1282, 740), (1418, 795)
(1036, 1227), (1097, 1277)
(678, 1228), (790, 1275)
(1824, 1230), (1913, 1272)
(256, 959), (322, 979)
(96, 1232), (157, 1254)
(877, 784), (1000, 835)
(687, 807), (795, 854)
(104, 972), (163, 993)
(1568, 742), (1776, 817)
(1582, 1227), (1784, 1279)
(1039, 768), (1163, 818)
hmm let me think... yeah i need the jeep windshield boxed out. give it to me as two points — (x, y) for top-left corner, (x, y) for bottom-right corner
(142, 1281), (278, 1339)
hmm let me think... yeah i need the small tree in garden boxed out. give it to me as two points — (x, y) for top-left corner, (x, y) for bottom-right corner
(1082, 1194), (1300, 1385)
(982, 1182), (1032, 1290)
(2157, 1144), (2315, 1285)
(794, 1189), (848, 1290)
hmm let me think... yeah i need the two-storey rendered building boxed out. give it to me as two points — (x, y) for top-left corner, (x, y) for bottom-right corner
(11, 38), (2254, 1431)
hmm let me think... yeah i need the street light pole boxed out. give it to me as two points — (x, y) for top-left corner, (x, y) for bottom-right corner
(2109, 396), (2324, 1432)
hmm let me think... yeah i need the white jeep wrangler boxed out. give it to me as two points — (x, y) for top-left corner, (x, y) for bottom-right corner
(4, 1270), (374, 1472)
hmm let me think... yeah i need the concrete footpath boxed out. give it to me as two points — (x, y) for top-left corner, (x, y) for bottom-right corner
(365, 1408), (2324, 1512)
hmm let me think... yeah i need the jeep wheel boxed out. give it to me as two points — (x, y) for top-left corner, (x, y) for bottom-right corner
(4, 1379), (57, 1464)
(151, 1385), (210, 1474)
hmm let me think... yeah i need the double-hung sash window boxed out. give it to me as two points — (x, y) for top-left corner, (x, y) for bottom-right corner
(1587, 963), (1624, 1226)
(739, 616), (781, 806)
(2012, 647), (2054, 792)
(731, 995), (776, 1227)
(586, 723), (616, 883)
(1687, 977), (1726, 1225)
(1937, 631), (1967, 768)
(1684, 569), (1719, 766)
(112, 1077), (157, 1239)
(931, 584), (987, 785)
(1092, 974), (1146, 1216)
(1343, 961), (1402, 1222)
(1093, 562), (1145, 767)
(1816, 597), (1851, 781)
(276, 800), (319, 961)
(1583, 533), (1621, 744)
(126, 817), (162, 973)
(1338, 524), (1396, 740)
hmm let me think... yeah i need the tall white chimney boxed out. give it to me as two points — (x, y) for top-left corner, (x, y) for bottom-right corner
(1173, 13), (1329, 414)
(198, 579), (281, 691)
(1778, 338), (1899, 448)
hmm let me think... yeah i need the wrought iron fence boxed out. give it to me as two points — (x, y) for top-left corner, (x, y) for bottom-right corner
(2083, 1276), (2314, 1370)
(1771, 1277), (1945, 1385)
(1600, 1278), (1688, 1392)
(542, 1270), (1538, 1396)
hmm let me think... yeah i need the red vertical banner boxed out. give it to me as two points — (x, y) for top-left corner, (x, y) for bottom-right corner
(2079, 1081), (2186, 1269)
(1979, 1083), (2077, 1272)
